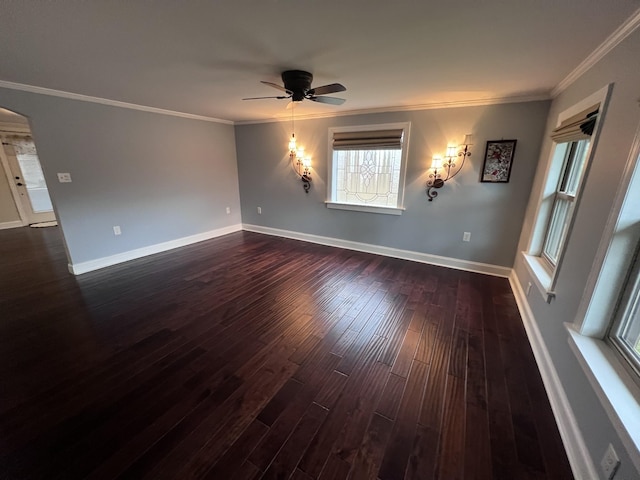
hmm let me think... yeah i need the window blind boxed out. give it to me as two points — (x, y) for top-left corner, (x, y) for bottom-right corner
(550, 105), (599, 143)
(333, 129), (404, 150)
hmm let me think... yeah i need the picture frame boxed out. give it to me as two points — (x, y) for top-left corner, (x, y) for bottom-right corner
(480, 139), (517, 183)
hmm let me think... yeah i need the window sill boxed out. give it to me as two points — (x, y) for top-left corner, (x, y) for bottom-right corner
(522, 252), (555, 303)
(567, 325), (640, 471)
(325, 201), (405, 216)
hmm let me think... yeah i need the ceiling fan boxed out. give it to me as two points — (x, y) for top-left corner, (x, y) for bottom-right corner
(243, 70), (346, 105)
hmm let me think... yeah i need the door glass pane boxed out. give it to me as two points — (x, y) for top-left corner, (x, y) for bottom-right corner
(13, 139), (53, 213)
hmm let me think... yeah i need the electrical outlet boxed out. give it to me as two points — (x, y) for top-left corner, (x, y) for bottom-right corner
(526, 282), (532, 296)
(57, 172), (72, 183)
(601, 444), (620, 480)
(113, 225), (121, 236)
(463, 232), (471, 242)
(257, 206), (262, 214)
(226, 207), (231, 214)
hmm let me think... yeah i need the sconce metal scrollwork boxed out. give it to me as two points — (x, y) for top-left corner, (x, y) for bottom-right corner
(426, 135), (473, 202)
(289, 133), (312, 193)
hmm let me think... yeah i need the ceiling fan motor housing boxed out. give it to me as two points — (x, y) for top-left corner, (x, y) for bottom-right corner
(282, 70), (313, 101)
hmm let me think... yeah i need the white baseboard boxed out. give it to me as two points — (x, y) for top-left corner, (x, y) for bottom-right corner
(243, 224), (511, 278)
(68, 224), (242, 275)
(509, 271), (598, 480)
(0, 220), (24, 230)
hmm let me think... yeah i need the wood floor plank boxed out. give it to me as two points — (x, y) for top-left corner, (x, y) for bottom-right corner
(378, 360), (430, 480)
(260, 402), (328, 480)
(435, 374), (466, 480)
(390, 328), (420, 378)
(256, 378), (304, 427)
(463, 330), (493, 480)
(348, 412), (393, 480)
(0, 227), (572, 480)
(202, 419), (269, 479)
(375, 372), (407, 421)
(298, 336), (388, 478)
(481, 280), (519, 479)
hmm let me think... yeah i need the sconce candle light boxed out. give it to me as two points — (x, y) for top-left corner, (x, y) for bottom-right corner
(288, 108), (312, 193)
(426, 134), (473, 201)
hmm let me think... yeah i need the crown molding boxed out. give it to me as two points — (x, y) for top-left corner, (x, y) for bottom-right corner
(234, 93), (551, 125)
(0, 80), (233, 125)
(0, 79), (552, 127)
(552, 8), (640, 97)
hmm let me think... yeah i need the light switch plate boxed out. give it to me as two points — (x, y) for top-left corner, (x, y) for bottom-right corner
(57, 173), (72, 183)
(601, 444), (620, 480)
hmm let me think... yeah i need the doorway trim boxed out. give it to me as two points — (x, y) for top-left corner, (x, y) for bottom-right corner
(0, 130), (29, 227)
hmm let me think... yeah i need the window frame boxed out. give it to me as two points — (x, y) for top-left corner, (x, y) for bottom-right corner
(540, 139), (591, 269)
(523, 85), (610, 302)
(566, 88), (640, 471)
(608, 238), (640, 385)
(326, 122), (410, 215)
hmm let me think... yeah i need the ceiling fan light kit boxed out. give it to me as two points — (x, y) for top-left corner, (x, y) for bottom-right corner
(243, 70), (346, 105)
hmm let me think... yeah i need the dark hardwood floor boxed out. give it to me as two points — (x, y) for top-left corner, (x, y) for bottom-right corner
(0, 226), (573, 480)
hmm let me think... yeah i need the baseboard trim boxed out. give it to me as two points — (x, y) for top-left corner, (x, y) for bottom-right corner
(509, 271), (598, 480)
(68, 224), (242, 275)
(242, 224), (511, 278)
(0, 220), (24, 230)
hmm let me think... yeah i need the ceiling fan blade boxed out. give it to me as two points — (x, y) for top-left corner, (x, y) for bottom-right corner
(308, 96), (346, 105)
(242, 95), (290, 100)
(308, 83), (346, 96)
(260, 81), (292, 94)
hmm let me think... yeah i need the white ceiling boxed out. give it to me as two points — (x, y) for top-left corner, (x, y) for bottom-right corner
(0, 1), (638, 123)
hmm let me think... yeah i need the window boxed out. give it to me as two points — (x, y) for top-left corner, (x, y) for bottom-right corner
(541, 139), (590, 268)
(609, 241), (640, 381)
(326, 123), (410, 215)
(523, 87), (607, 302)
(566, 98), (640, 462)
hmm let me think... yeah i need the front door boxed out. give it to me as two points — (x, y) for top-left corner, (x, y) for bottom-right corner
(2, 137), (56, 225)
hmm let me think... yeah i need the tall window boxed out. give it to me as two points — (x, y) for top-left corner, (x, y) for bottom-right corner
(327, 123), (410, 215)
(541, 139), (590, 268)
(539, 103), (599, 275)
(522, 88), (607, 302)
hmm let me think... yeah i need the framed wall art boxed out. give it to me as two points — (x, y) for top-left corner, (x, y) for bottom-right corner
(480, 139), (517, 183)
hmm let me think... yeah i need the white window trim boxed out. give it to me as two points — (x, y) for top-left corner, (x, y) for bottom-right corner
(326, 122), (410, 214)
(324, 201), (405, 215)
(566, 111), (640, 472)
(567, 325), (640, 472)
(524, 84), (612, 301)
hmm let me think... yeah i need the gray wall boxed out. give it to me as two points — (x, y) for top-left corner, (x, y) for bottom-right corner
(514, 28), (640, 479)
(236, 101), (549, 267)
(0, 88), (241, 265)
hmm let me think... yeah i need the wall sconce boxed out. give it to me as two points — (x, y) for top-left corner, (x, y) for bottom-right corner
(288, 133), (312, 193)
(426, 134), (473, 201)
(288, 103), (312, 194)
